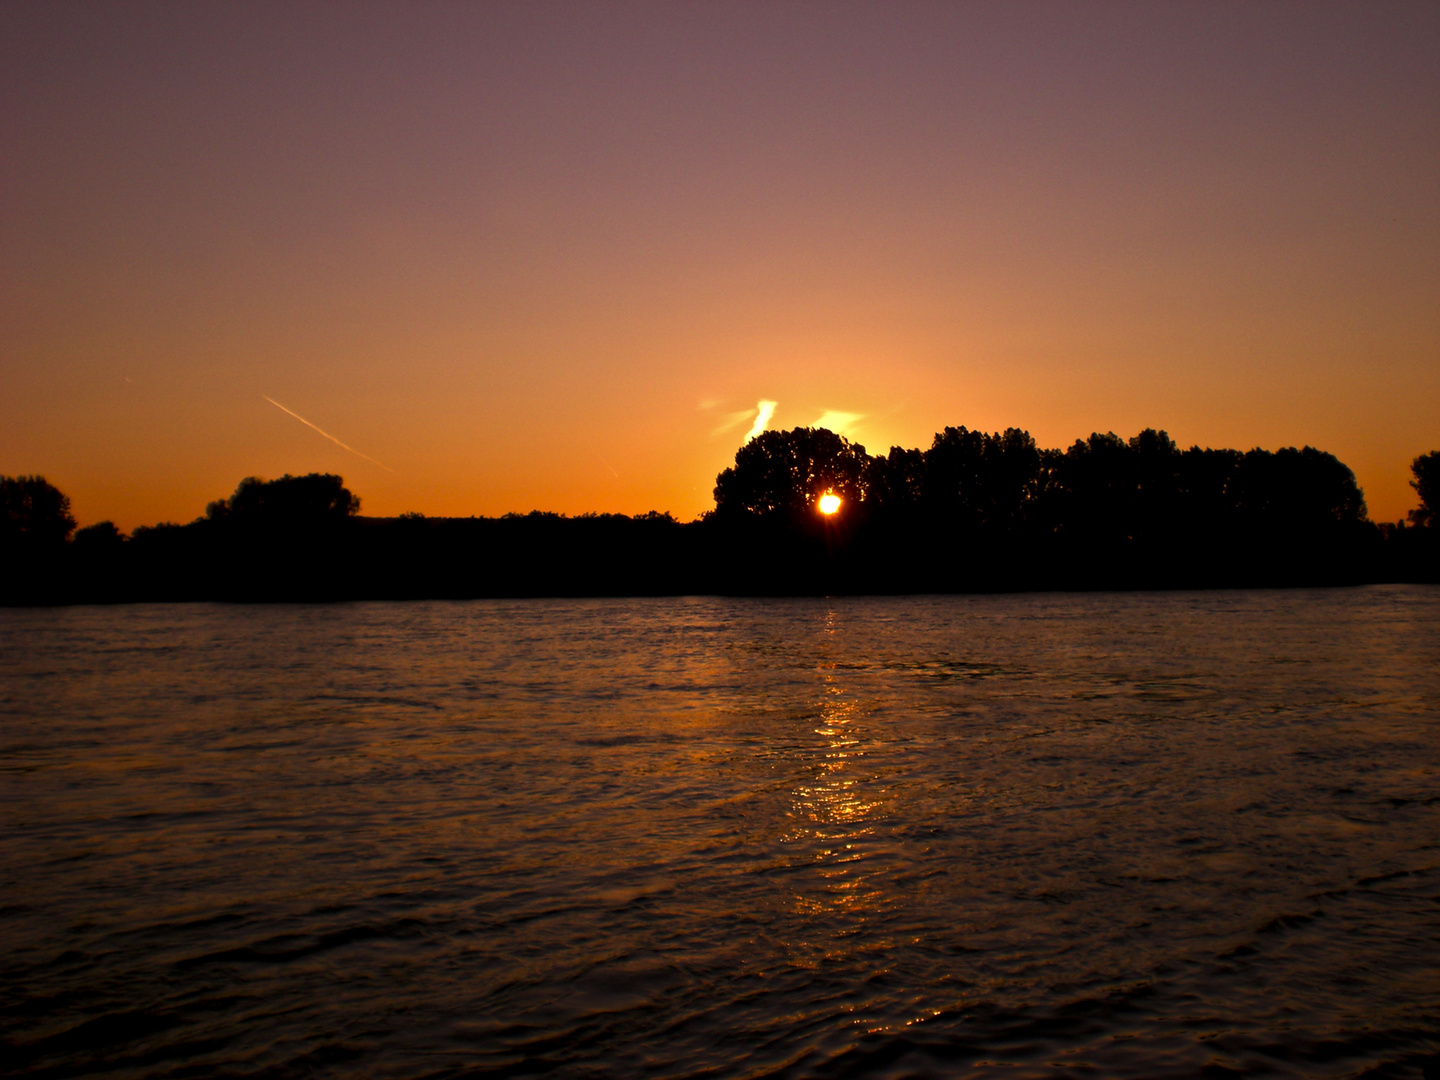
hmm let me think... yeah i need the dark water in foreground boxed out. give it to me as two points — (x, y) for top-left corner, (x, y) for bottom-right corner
(2, 588), (1439, 1079)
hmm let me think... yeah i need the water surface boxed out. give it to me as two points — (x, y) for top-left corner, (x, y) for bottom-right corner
(3, 588), (1439, 1077)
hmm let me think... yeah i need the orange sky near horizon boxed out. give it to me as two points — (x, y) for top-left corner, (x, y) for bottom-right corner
(3, 3), (1436, 530)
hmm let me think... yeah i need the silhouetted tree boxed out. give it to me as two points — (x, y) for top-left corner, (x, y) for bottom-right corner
(1048, 432), (1141, 546)
(1232, 446), (1366, 531)
(922, 426), (1043, 534)
(206, 473), (360, 530)
(0, 475), (76, 553)
(1125, 429), (1185, 538)
(713, 428), (870, 519)
(1176, 446), (1244, 529)
(1410, 452), (1439, 527)
(867, 446), (926, 515)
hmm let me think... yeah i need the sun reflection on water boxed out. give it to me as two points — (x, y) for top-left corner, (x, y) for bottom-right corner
(784, 610), (893, 926)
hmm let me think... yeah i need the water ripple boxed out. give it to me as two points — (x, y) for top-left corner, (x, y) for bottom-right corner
(2, 587), (1438, 1077)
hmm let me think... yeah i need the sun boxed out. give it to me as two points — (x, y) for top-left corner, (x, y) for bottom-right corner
(818, 492), (842, 516)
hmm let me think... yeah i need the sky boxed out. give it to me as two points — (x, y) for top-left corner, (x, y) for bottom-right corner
(2, 2), (1436, 529)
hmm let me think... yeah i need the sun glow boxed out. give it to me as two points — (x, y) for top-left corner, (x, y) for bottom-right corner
(818, 492), (842, 516)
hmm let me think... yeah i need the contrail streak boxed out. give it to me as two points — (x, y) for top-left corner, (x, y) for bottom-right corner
(264, 397), (396, 473)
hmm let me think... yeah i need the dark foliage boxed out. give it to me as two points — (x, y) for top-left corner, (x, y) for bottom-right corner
(3, 437), (1436, 604)
(1, 475), (76, 552)
(73, 520), (125, 551)
(914, 426), (1043, 535)
(701, 426), (1394, 593)
(1, 475), (77, 603)
(1411, 452), (1439, 528)
(713, 428), (871, 520)
(206, 473), (359, 529)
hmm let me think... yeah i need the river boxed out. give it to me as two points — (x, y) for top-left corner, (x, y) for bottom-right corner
(3, 587), (1438, 1077)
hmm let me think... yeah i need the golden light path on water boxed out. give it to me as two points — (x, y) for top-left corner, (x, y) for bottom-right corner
(791, 613), (877, 927)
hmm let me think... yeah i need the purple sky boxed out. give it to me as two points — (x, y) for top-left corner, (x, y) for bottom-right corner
(3, 2), (1436, 526)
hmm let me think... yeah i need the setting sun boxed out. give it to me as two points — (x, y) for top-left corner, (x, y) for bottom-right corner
(818, 493), (842, 516)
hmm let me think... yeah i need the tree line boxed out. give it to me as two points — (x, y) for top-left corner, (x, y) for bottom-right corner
(718, 425), (1384, 534)
(2, 429), (1437, 602)
(709, 427), (1435, 592)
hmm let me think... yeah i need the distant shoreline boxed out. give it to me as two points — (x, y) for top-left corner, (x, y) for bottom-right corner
(6, 428), (1436, 605)
(5, 510), (1435, 607)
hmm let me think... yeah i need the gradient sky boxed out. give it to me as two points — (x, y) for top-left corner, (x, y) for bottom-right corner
(3, 2), (1436, 528)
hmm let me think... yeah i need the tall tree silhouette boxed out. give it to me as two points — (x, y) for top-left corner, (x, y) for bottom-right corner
(1048, 432), (1143, 546)
(867, 446), (926, 513)
(921, 426), (1043, 534)
(713, 428), (870, 519)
